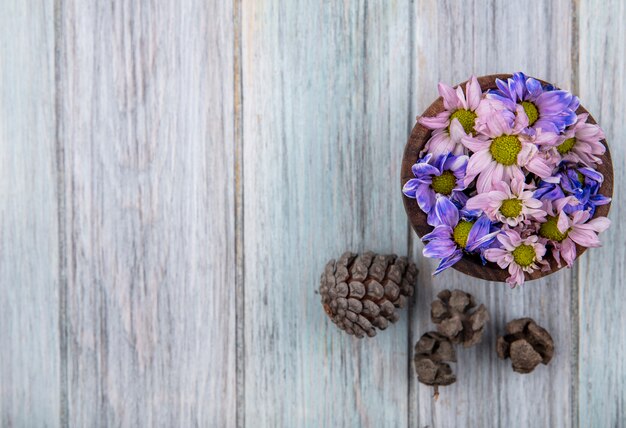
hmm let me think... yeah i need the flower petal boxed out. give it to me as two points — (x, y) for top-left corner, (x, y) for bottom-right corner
(579, 167), (604, 183)
(444, 153), (469, 174)
(497, 231), (516, 251)
(489, 110), (513, 136)
(433, 250), (464, 275)
(402, 179), (420, 198)
(419, 111), (451, 129)
(495, 77), (512, 98)
(465, 193), (493, 212)
(525, 156), (554, 178)
(439, 82), (461, 110)
(416, 183), (436, 214)
(468, 230), (499, 252)
(561, 238), (577, 267)
(568, 228), (601, 247)
(461, 135), (491, 152)
(536, 131), (560, 147)
(422, 225), (453, 241)
(506, 264), (525, 287)
(466, 216), (491, 249)
(456, 86), (468, 110)
(475, 161), (497, 193)
(426, 131), (457, 158)
(590, 194), (611, 206)
(484, 248), (510, 267)
(412, 162), (439, 177)
(449, 118), (468, 142)
(434, 196), (459, 228)
(577, 216), (611, 233)
(466, 75), (482, 110)
(517, 142), (537, 166)
(423, 239), (457, 259)
(513, 104), (530, 131)
(525, 77), (542, 98)
(557, 211), (570, 234)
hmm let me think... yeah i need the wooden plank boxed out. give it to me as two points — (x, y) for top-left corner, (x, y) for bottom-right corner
(57, 1), (236, 425)
(241, 1), (413, 426)
(410, 1), (576, 427)
(577, 0), (626, 425)
(0, 1), (60, 426)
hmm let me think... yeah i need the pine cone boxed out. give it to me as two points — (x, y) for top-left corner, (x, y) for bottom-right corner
(430, 289), (489, 347)
(414, 332), (456, 397)
(319, 251), (417, 338)
(496, 318), (554, 374)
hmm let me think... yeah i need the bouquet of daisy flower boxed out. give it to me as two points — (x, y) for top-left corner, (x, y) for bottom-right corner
(401, 73), (613, 287)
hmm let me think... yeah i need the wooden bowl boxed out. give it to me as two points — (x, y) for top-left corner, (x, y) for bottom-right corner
(401, 74), (614, 282)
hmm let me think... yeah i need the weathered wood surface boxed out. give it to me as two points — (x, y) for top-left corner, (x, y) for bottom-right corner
(241, 2), (412, 426)
(577, 0), (626, 426)
(57, 1), (236, 426)
(0, 0), (624, 427)
(0, 1), (60, 426)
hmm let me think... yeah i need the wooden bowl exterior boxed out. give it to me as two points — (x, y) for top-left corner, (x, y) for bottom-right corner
(401, 74), (614, 283)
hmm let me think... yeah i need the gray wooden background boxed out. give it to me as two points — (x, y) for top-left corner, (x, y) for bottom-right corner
(1, 0), (624, 427)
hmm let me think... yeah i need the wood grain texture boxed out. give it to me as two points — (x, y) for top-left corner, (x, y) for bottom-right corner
(0, 1), (60, 426)
(577, 0), (626, 426)
(2, 0), (626, 426)
(241, 1), (413, 426)
(410, 1), (576, 427)
(57, 1), (236, 426)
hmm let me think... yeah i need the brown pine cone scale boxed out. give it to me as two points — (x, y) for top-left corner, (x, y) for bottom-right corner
(414, 332), (456, 395)
(320, 251), (417, 338)
(431, 289), (489, 347)
(496, 318), (554, 374)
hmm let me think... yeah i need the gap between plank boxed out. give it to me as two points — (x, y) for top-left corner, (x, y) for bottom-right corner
(53, 0), (69, 426)
(569, 1), (581, 427)
(406, 1), (417, 427)
(233, 0), (245, 427)
(359, 0), (369, 244)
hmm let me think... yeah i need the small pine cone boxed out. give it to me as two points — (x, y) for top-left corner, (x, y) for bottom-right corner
(414, 332), (456, 397)
(319, 251), (417, 338)
(430, 289), (489, 347)
(496, 318), (554, 374)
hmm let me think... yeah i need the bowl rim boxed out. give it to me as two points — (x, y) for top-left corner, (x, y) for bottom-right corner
(401, 73), (614, 283)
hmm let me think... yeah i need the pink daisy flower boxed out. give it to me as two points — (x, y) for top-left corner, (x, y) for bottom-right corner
(484, 228), (549, 287)
(465, 178), (546, 227)
(462, 107), (559, 192)
(537, 197), (611, 268)
(418, 76), (485, 158)
(553, 113), (606, 167)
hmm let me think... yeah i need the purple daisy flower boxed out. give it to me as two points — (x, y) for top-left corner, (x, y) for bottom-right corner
(402, 153), (469, 225)
(535, 197), (611, 268)
(535, 164), (611, 216)
(484, 72), (579, 134)
(422, 197), (499, 275)
(418, 75), (485, 158)
(553, 113), (606, 166)
(484, 228), (549, 287)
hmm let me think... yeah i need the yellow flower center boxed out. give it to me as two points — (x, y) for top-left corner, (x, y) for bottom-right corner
(449, 109), (477, 135)
(490, 135), (522, 166)
(500, 198), (523, 218)
(453, 220), (474, 248)
(430, 170), (456, 196)
(521, 101), (539, 125)
(512, 244), (536, 267)
(557, 137), (577, 155)
(539, 215), (569, 242)
(577, 171), (585, 184)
